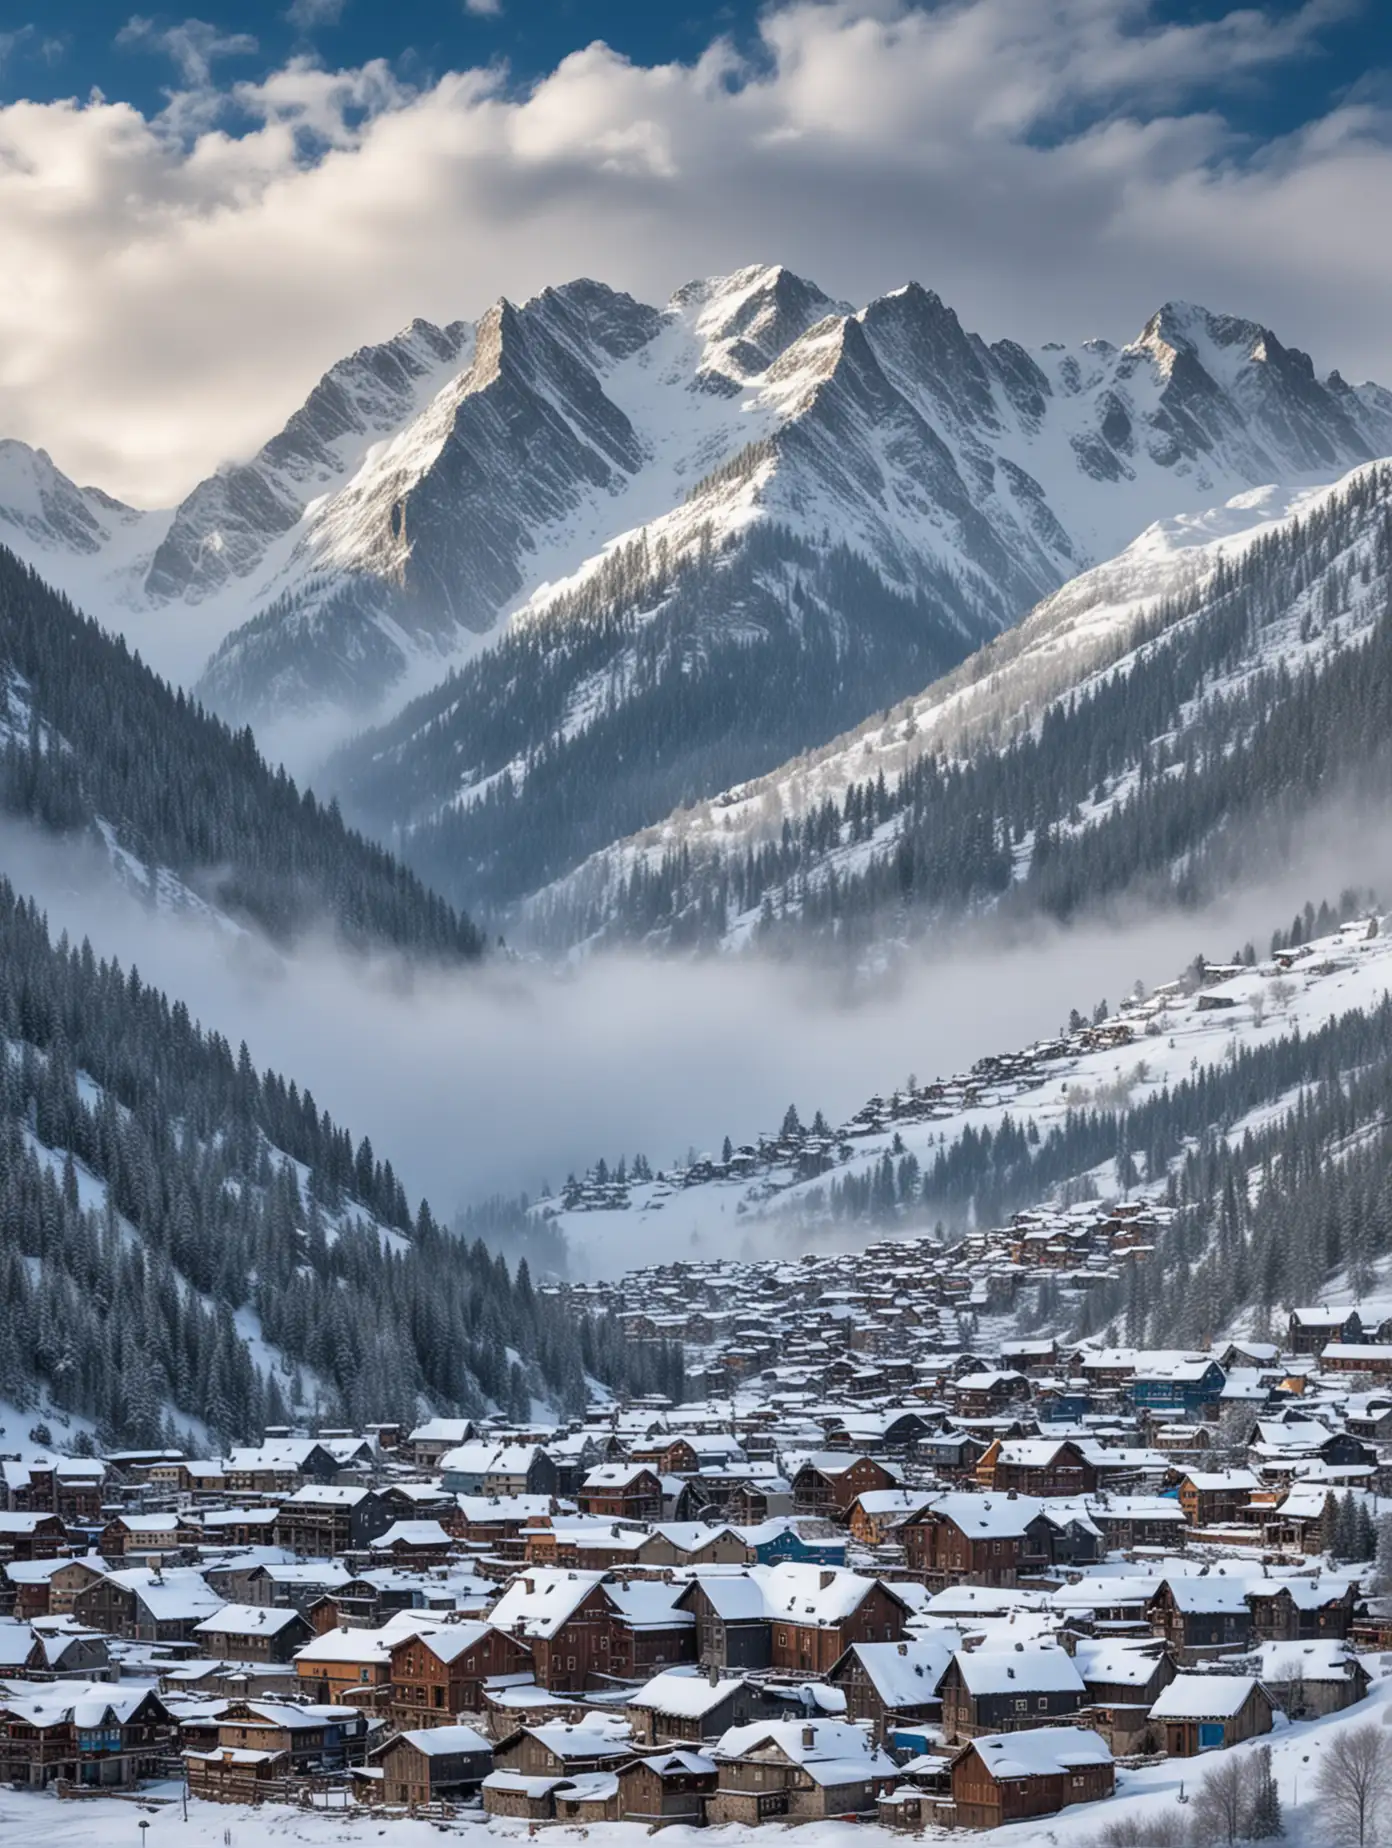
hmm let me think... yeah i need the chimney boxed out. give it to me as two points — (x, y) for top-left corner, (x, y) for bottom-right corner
(709, 1663), (720, 1687)
(819, 1570), (837, 1590)
(802, 1724), (816, 1750)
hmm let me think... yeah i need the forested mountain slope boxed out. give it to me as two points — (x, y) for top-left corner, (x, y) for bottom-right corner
(0, 877), (677, 1449)
(319, 283), (1392, 922)
(526, 463), (1392, 951)
(0, 547), (482, 960)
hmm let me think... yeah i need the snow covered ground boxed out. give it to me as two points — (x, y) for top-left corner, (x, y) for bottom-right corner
(9, 1672), (1392, 1848)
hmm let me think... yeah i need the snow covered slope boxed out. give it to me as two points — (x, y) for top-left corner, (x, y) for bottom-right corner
(537, 906), (1392, 1282)
(4, 268), (1388, 751)
(525, 460), (1392, 950)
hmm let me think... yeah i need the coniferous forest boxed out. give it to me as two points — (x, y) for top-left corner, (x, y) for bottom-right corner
(330, 523), (984, 915)
(529, 469), (1392, 951)
(0, 875), (681, 1446)
(0, 549), (483, 960)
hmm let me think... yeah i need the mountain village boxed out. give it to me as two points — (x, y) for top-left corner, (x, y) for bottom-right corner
(1, 1251), (1390, 1838)
(0, 914), (1391, 1837)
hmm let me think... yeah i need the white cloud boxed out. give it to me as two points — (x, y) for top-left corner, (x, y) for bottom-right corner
(464, 0), (502, 17)
(0, 0), (1388, 506)
(116, 15), (260, 88)
(286, 0), (347, 28)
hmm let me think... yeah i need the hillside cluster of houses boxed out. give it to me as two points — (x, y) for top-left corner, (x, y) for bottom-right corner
(0, 1276), (1390, 1830)
(544, 1012), (1141, 1219)
(557, 1202), (1176, 1393)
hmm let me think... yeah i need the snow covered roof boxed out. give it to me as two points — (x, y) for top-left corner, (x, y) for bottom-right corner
(488, 1571), (607, 1639)
(1073, 1639), (1168, 1687)
(0, 1625), (38, 1666)
(1155, 1576), (1252, 1614)
(1149, 1674), (1263, 1720)
(0, 1682), (164, 1730)
(951, 1642), (1084, 1697)
(842, 1639), (956, 1706)
(1182, 1470), (1260, 1491)
(756, 1562), (896, 1625)
(393, 1621), (499, 1664)
(410, 1419), (476, 1443)
(293, 1629), (392, 1666)
(396, 1723), (492, 1756)
(1254, 1640), (1365, 1682)
(627, 1670), (754, 1717)
(281, 1484), (374, 1506)
(107, 1568), (224, 1621)
(582, 1463), (657, 1488)
(914, 1493), (1044, 1537)
(194, 1605), (305, 1638)
(456, 1494), (554, 1522)
(714, 1717), (892, 1775)
(964, 1727), (1112, 1779)
(375, 1521), (453, 1548)
(523, 1722), (633, 1760)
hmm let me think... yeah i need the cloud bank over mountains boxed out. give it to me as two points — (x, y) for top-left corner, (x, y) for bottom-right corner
(0, 0), (1387, 503)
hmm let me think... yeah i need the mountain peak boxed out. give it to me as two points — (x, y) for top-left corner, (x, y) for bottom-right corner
(673, 264), (838, 388)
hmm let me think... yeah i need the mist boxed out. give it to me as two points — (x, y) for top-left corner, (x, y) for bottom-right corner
(3, 798), (1390, 1278)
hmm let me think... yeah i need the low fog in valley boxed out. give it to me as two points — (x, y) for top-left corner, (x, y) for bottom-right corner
(5, 795), (1389, 1276)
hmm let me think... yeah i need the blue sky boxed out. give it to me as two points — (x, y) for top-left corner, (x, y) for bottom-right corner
(5, 0), (1385, 135)
(1, 0), (1390, 502)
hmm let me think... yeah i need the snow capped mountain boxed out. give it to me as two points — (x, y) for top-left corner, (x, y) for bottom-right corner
(0, 440), (150, 568)
(4, 267), (1387, 730)
(145, 315), (474, 606)
(5, 264), (1392, 926)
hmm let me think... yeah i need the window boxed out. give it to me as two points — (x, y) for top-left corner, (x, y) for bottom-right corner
(1037, 1698), (1048, 1710)
(1015, 1699), (1027, 1712)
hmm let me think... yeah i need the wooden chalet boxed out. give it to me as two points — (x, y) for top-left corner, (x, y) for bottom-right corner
(900, 1494), (1052, 1588)
(938, 1642), (1085, 1742)
(380, 1723), (494, 1807)
(946, 1726), (1114, 1830)
(975, 1437), (1098, 1497)
(389, 1621), (534, 1724)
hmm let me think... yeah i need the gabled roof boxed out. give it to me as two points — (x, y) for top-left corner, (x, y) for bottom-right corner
(626, 1669), (755, 1717)
(837, 1638), (956, 1707)
(950, 1642), (1084, 1698)
(396, 1723), (492, 1756)
(962, 1727), (1111, 1780)
(193, 1604), (305, 1638)
(1149, 1674), (1265, 1720)
(488, 1571), (607, 1640)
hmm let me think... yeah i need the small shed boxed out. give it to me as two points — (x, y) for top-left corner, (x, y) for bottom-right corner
(1148, 1673), (1274, 1756)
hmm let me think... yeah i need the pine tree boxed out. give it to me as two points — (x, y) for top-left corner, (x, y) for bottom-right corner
(1245, 1744), (1283, 1840)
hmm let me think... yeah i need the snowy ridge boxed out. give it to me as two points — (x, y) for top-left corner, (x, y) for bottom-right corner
(4, 268), (1389, 756)
(524, 460), (1392, 949)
